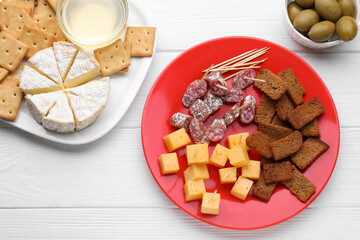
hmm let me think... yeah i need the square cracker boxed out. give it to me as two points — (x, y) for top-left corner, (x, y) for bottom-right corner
(33, 0), (67, 42)
(19, 24), (54, 58)
(0, 31), (29, 72)
(94, 39), (130, 76)
(125, 27), (156, 57)
(120, 42), (132, 72)
(0, 2), (38, 39)
(3, 0), (35, 16)
(47, 0), (58, 12)
(0, 67), (9, 81)
(0, 85), (22, 121)
(0, 76), (20, 88)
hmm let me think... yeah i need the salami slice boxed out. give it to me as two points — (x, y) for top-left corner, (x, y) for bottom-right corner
(221, 88), (245, 104)
(231, 69), (256, 89)
(182, 79), (208, 107)
(204, 71), (222, 84)
(170, 113), (193, 131)
(240, 95), (257, 124)
(210, 77), (228, 96)
(203, 91), (223, 113)
(189, 118), (209, 144)
(189, 99), (212, 122)
(224, 101), (242, 126)
(206, 119), (227, 142)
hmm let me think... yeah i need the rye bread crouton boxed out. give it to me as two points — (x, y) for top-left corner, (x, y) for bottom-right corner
(276, 93), (295, 121)
(259, 123), (294, 140)
(255, 94), (276, 125)
(271, 130), (303, 161)
(246, 131), (274, 158)
(282, 165), (316, 202)
(271, 114), (292, 128)
(260, 157), (275, 168)
(278, 68), (305, 106)
(255, 69), (288, 100)
(288, 97), (325, 129)
(251, 173), (277, 202)
(300, 118), (320, 137)
(291, 138), (329, 170)
(263, 161), (293, 184)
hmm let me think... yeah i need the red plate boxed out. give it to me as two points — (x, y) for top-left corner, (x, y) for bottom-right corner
(141, 37), (340, 230)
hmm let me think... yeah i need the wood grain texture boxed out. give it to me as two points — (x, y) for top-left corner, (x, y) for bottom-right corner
(0, 0), (359, 238)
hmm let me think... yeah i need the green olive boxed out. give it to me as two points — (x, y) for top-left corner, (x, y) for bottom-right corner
(288, 2), (303, 23)
(295, 0), (315, 8)
(336, 16), (358, 41)
(338, 0), (357, 18)
(315, 0), (342, 22)
(308, 21), (336, 42)
(293, 9), (320, 32)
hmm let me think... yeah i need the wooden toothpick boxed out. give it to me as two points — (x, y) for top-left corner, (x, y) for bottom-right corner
(215, 84), (228, 90)
(244, 77), (266, 83)
(193, 116), (201, 133)
(211, 190), (218, 199)
(233, 100), (254, 113)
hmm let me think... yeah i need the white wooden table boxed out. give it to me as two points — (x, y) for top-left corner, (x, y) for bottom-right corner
(1, 0), (360, 238)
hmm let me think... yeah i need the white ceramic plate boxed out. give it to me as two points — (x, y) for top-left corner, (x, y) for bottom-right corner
(0, 0), (156, 145)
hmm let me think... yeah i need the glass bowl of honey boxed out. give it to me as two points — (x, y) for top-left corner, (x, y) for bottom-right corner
(56, 0), (128, 48)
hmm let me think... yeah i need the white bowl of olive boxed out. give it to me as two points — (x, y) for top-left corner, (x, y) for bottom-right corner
(284, 0), (360, 49)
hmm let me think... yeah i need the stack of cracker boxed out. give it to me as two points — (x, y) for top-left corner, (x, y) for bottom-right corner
(247, 68), (329, 203)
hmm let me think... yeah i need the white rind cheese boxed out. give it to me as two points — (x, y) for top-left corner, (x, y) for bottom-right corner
(64, 48), (100, 88)
(42, 93), (76, 133)
(69, 77), (110, 108)
(67, 93), (103, 131)
(53, 42), (79, 81)
(25, 91), (62, 124)
(28, 47), (63, 86)
(20, 65), (62, 94)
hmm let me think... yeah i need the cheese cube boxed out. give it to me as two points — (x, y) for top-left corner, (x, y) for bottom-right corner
(186, 144), (209, 165)
(228, 146), (250, 168)
(227, 132), (249, 150)
(231, 176), (253, 200)
(163, 128), (191, 152)
(201, 192), (220, 215)
(219, 167), (237, 184)
(184, 179), (206, 202)
(184, 164), (209, 182)
(159, 153), (180, 174)
(209, 144), (229, 168)
(241, 160), (261, 180)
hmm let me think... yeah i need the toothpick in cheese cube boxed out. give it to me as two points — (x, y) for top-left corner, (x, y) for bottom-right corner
(227, 132), (249, 150)
(209, 144), (229, 168)
(201, 192), (220, 215)
(241, 160), (261, 180)
(186, 144), (209, 165)
(159, 153), (180, 175)
(219, 167), (237, 184)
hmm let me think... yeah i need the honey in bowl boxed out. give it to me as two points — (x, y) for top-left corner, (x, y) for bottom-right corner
(57, 0), (128, 48)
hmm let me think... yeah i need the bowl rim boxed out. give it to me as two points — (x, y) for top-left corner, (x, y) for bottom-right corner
(284, 0), (360, 47)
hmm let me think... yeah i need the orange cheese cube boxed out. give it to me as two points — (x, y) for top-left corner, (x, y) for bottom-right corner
(228, 146), (250, 168)
(184, 164), (209, 182)
(231, 176), (253, 200)
(163, 128), (191, 152)
(209, 144), (229, 167)
(227, 132), (249, 150)
(241, 160), (261, 180)
(219, 167), (237, 184)
(184, 179), (206, 202)
(159, 153), (179, 174)
(201, 192), (220, 215)
(185, 144), (209, 165)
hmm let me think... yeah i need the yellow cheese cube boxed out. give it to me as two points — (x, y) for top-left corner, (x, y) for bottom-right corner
(231, 176), (253, 200)
(184, 179), (206, 202)
(186, 144), (209, 165)
(163, 128), (191, 152)
(201, 192), (221, 215)
(209, 144), (229, 167)
(228, 146), (250, 168)
(241, 160), (261, 180)
(184, 164), (209, 182)
(227, 132), (249, 150)
(159, 153), (179, 174)
(219, 167), (237, 184)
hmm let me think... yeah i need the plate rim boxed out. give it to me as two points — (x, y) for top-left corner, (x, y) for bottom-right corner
(141, 36), (340, 230)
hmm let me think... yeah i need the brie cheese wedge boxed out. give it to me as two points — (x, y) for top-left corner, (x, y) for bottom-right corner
(64, 48), (100, 88)
(28, 47), (63, 86)
(53, 42), (79, 81)
(20, 65), (62, 94)
(25, 91), (62, 124)
(68, 77), (110, 108)
(42, 93), (76, 133)
(67, 93), (103, 131)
